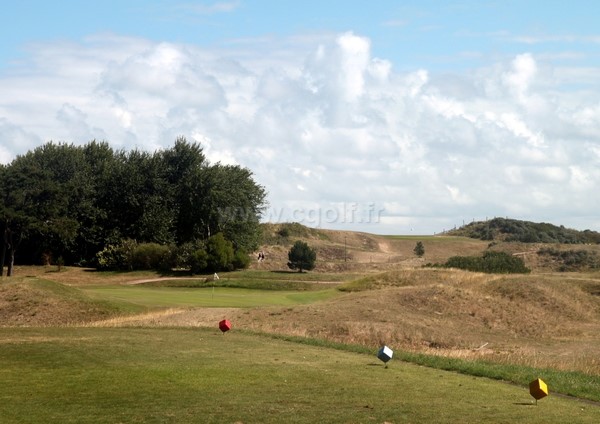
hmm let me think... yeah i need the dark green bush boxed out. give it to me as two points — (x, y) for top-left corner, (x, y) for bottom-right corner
(188, 249), (208, 274)
(537, 247), (600, 271)
(96, 239), (137, 270)
(443, 251), (530, 274)
(232, 249), (251, 269)
(448, 217), (600, 244)
(206, 233), (235, 272)
(131, 243), (171, 270)
(95, 234), (248, 273)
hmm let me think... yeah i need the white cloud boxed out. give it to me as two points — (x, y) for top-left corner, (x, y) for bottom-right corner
(1, 32), (600, 233)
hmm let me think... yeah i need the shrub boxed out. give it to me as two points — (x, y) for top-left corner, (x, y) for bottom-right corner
(189, 249), (208, 274)
(413, 241), (425, 257)
(287, 240), (317, 272)
(537, 247), (600, 271)
(96, 239), (137, 270)
(131, 243), (172, 271)
(443, 251), (530, 274)
(206, 233), (235, 272)
(232, 249), (251, 270)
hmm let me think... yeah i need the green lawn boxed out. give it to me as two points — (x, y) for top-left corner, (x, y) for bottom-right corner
(81, 285), (339, 308)
(1, 327), (598, 424)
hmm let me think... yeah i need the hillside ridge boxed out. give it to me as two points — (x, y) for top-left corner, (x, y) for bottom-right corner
(445, 217), (600, 244)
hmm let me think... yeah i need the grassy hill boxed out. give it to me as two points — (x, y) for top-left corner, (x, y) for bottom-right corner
(0, 276), (142, 326)
(446, 217), (600, 244)
(258, 222), (600, 272)
(257, 222), (491, 272)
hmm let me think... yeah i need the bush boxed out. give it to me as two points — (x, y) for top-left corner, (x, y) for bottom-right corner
(96, 239), (137, 270)
(413, 241), (425, 257)
(131, 243), (172, 271)
(96, 240), (174, 271)
(189, 249), (208, 274)
(206, 233), (235, 272)
(537, 247), (600, 271)
(443, 251), (530, 274)
(94, 234), (248, 273)
(232, 249), (251, 270)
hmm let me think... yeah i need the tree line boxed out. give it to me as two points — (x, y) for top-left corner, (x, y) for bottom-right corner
(0, 138), (267, 276)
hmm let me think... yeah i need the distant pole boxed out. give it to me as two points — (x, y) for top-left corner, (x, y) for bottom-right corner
(344, 236), (347, 262)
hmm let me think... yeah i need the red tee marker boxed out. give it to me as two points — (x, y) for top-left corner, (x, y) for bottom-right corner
(219, 319), (231, 333)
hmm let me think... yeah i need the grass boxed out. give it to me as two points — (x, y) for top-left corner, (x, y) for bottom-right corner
(225, 269), (358, 282)
(264, 333), (600, 403)
(81, 285), (339, 308)
(0, 326), (598, 424)
(141, 276), (342, 291)
(0, 277), (145, 326)
(3, 261), (600, 421)
(383, 235), (465, 240)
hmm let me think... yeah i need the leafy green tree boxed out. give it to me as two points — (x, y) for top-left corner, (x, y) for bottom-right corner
(287, 240), (316, 272)
(159, 138), (208, 244)
(75, 141), (119, 262)
(0, 138), (268, 273)
(413, 241), (425, 257)
(0, 164), (9, 276)
(197, 163), (267, 252)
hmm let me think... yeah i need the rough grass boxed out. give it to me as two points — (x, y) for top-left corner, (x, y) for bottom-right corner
(0, 277), (143, 326)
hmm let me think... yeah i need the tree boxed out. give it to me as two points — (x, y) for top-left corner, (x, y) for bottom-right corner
(159, 138), (208, 244)
(0, 138), (267, 272)
(287, 240), (316, 272)
(413, 241), (425, 257)
(205, 232), (235, 272)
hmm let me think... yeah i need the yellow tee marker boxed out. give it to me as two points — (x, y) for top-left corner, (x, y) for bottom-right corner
(529, 378), (549, 405)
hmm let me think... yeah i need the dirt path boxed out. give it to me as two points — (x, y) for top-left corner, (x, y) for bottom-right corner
(378, 240), (392, 253)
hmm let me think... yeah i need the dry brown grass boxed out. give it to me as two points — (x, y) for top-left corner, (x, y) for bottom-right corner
(0, 276), (122, 327)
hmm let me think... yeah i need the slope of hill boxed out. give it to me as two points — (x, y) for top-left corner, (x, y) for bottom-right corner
(0, 277), (138, 326)
(256, 222), (491, 272)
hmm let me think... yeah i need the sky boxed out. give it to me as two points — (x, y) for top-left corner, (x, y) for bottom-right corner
(1, 0), (600, 235)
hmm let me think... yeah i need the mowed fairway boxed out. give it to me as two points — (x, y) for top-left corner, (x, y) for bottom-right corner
(1, 326), (598, 424)
(81, 284), (338, 308)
